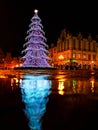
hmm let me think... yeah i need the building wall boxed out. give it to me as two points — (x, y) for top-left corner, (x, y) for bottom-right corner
(49, 30), (98, 70)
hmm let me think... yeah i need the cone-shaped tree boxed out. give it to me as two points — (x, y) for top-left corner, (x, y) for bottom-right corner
(20, 9), (51, 68)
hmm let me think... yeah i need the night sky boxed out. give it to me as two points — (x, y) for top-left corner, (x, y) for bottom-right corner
(0, 0), (98, 57)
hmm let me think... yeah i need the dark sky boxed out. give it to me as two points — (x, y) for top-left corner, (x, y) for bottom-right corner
(0, 0), (98, 57)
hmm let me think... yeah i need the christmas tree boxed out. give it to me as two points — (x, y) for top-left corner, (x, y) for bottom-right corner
(20, 9), (51, 68)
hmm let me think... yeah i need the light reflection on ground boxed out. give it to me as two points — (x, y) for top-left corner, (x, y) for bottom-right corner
(0, 69), (98, 130)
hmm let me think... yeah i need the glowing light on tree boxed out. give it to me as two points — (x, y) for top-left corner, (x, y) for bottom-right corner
(20, 9), (51, 68)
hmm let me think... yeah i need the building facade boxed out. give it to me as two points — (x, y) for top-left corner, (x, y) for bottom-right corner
(49, 29), (98, 70)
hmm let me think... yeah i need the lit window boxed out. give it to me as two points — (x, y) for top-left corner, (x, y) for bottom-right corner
(73, 53), (76, 58)
(78, 53), (81, 59)
(83, 54), (86, 59)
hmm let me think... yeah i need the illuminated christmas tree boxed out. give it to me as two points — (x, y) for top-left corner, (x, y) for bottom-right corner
(20, 9), (51, 68)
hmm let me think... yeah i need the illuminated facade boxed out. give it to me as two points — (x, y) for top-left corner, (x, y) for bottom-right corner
(49, 29), (98, 69)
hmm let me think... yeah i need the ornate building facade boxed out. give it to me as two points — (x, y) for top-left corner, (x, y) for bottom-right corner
(49, 29), (98, 70)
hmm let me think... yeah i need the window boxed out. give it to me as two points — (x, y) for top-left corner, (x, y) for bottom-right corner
(73, 53), (76, 58)
(73, 39), (75, 49)
(93, 43), (96, 52)
(93, 55), (96, 60)
(88, 54), (91, 60)
(78, 40), (81, 50)
(78, 53), (81, 59)
(83, 54), (86, 59)
(88, 42), (90, 51)
(84, 41), (86, 51)
(67, 40), (69, 49)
